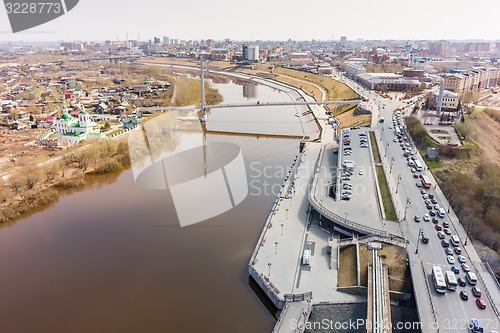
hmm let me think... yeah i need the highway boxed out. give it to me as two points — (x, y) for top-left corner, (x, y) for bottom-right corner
(350, 77), (500, 331)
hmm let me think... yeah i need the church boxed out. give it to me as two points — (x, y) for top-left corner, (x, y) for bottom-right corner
(54, 104), (103, 144)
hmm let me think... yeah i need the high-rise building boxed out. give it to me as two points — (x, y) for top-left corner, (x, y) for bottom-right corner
(153, 37), (160, 44)
(163, 36), (170, 45)
(340, 36), (347, 47)
(429, 40), (451, 58)
(242, 44), (259, 62)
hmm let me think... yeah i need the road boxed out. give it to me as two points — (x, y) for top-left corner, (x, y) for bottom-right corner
(363, 84), (500, 331)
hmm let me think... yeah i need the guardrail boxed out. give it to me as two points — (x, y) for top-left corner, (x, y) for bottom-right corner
(420, 261), (440, 333)
(473, 262), (500, 319)
(485, 261), (500, 289)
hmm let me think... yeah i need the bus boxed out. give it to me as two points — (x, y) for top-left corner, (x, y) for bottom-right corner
(445, 271), (458, 290)
(421, 175), (432, 189)
(432, 265), (447, 294)
(414, 160), (423, 171)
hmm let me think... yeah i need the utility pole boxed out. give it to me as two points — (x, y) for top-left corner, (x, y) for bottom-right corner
(200, 54), (206, 122)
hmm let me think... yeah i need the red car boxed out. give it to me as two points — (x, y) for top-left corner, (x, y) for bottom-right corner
(476, 298), (486, 309)
(435, 224), (442, 231)
(413, 173), (419, 178)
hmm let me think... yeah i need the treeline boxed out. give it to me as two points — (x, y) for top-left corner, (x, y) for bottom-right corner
(0, 139), (130, 224)
(404, 116), (436, 150)
(437, 162), (500, 251)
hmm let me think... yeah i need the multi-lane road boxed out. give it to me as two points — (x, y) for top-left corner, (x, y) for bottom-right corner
(340, 74), (500, 332)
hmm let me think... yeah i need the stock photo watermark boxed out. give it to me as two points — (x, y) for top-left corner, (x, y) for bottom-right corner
(4, 0), (79, 33)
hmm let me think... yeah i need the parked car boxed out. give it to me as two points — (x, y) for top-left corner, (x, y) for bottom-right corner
(451, 265), (460, 274)
(442, 240), (450, 247)
(447, 256), (455, 264)
(454, 247), (462, 255)
(444, 228), (451, 235)
(457, 255), (466, 263)
(443, 221), (450, 228)
(414, 215), (421, 222)
(423, 214), (430, 222)
(462, 263), (470, 272)
(437, 231), (445, 239)
(432, 218), (438, 224)
(460, 291), (469, 300)
(445, 248), (453, 255)
(435, 224), (442, 231)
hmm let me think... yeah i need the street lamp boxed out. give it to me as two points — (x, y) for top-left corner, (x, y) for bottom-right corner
(281, 223), (284, 236)
(385, 142), (389, 157)
(415, 228), (422, 254)
(267, 263), (272, 277)
(404, 198), (411, 220)
(344, 212), (349, 224)
(286, 208), (289, 221)
(275, 242), (279, 255)
(396, 175), (402, 193)
(390, 157), (395, 174)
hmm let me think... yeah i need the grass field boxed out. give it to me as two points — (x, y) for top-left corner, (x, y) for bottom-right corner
(376, 165), (397, 221)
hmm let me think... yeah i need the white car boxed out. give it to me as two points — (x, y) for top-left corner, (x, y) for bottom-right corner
(423, 214), (430, 222)
(461, 263), (470, 272)
(457, 255), (466, 263)
(359, 170), (364, 175)
(447, 256), (455, 264)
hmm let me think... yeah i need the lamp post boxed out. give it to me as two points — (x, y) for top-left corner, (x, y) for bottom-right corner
(396, 175), (401, 193)
(390, 157), (395, 174)
(275, 242), (278, 255)
(404, 198), (411, 220)
(267, 263), (272, 277)
(344, 212), (349, 224)
(415, 228), (422, 254)
(281, 223), (284, 236)
(286, 208), (289, 221)
(385, 142), (389, 157)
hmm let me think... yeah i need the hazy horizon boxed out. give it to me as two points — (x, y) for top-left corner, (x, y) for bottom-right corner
(0, 0), (499, 42)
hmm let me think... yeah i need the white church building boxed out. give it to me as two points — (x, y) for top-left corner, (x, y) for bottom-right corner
(54, 105), (103, 144)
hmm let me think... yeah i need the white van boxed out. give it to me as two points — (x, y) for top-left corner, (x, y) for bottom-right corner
(438, 208), (446, 218)
(466, 272), (477, 286)
(450, 235), (460, 247)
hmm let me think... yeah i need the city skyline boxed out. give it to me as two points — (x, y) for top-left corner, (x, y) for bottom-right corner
(0, 0), (499, 42)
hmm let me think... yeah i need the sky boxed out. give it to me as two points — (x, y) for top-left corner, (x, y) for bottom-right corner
(0, 0), (499, 42)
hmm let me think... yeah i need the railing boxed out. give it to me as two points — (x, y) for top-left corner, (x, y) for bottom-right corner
(485, 261), (500, 289)
(474, 262), (500, 319)
(420, 261), (440, 332)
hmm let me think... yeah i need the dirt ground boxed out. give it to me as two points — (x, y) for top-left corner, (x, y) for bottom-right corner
(338, 245), (357, 287)
(468, 110), (500, 166)
(338, 243), (408, 291)
(0, 128), (60, 175)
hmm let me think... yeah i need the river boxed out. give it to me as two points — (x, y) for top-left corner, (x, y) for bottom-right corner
(0, 79), (310, 333)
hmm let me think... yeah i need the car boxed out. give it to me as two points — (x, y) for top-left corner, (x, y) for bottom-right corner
(413, 173), (419, 178)
(461, 263), (470, 272)
(343, 151), (352, 155)
(443, 221), (450, 228)
(422, 194), (429, 199)
(443, 228), (451, 235)
(433, 204), (440, 210)
(431, 198), (438, 204)
(341, 195), (351, 201)
(342, 176), (351, 180)
(442, 239), (450, 247)
(435, 224), (443, 231)
(416, 181), (423, 187)
(437, 231), (445, 239)
(445, 248), (453, 255)
(414, 215), (421, 222)
(420, 189), (427, 194)
(359, 170), (364, 175)
(447, 256), (455, 264)
(423, 214), (430, 222)
(405, 143), (411, 147)
(472, 286), (482, 297)
(457, 277), (466, 287)
(451, 265), (460, 274)
(457, 255), (466, 263)
(432, 218), (438, 224)
(393, 138), (397, 142)
(454, 247), (462, 255)
(410, 168), (416, 173)
(429, 210), (436, 216)
(389, 125), (393, 129)
(476, 298), (486, 309)
(460, 291), (469, 300)
(428, 193), (434, 199)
